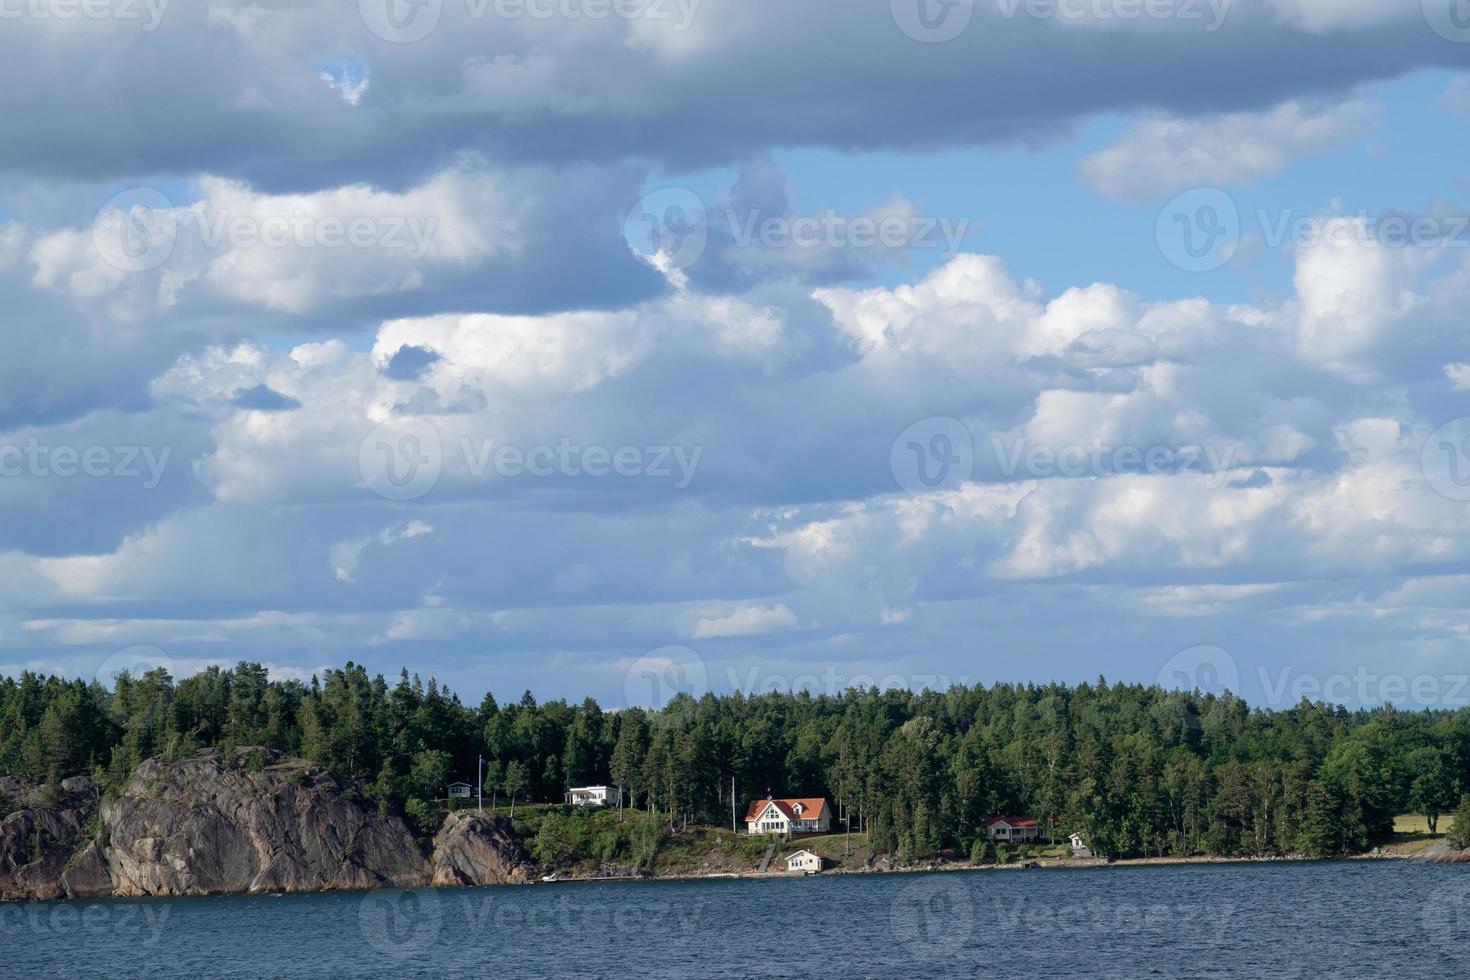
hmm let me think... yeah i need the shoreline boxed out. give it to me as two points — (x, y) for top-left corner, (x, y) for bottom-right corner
(1, 848), (1448, 906)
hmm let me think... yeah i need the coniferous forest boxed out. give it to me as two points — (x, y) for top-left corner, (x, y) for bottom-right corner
(3, 661), (1469, 861)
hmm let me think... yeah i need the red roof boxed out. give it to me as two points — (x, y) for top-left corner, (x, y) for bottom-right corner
(744, 797), (830, 822)
(985, 815), (1039, 828)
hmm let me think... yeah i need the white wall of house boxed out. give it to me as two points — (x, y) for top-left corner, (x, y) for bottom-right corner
(566, 786), (618, 806)
(786, 850), (823, 872)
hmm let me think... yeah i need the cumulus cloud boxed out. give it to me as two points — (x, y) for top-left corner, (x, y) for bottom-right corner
(1078, 100), (1376, 201)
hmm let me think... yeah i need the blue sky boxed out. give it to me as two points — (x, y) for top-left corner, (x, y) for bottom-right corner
(4, 1), (1470, 711)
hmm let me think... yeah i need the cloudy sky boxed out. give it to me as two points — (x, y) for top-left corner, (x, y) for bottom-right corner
(5, 0), (1470, 710)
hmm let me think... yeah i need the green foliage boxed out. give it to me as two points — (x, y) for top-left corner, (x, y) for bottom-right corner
(403, 797), (439, 837)
(531, 810), (584, 868)
(1447, 796), (1470, 850)
(3, 663), (1468, 863)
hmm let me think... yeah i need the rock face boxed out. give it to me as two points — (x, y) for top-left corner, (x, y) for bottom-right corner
(0, 776), (109, 901)
(0, 749), (543, 901)
(104, 748), (427, 897)
(431, 811), (538, 886)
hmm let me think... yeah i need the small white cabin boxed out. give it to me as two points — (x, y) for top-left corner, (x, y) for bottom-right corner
(985, 816), (1042, 843)
(1069, 833), (1093, 858)
(447, 781), (474, 799)
(785, 849), (824, 873)
(565, 785), (620, 807)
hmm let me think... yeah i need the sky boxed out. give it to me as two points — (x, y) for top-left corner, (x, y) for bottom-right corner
(4, 0), (1470, 711)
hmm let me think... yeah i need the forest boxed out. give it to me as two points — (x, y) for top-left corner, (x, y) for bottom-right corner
(3, 660), (1469, 861)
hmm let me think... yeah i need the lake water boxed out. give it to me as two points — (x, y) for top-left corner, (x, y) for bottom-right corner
(3, 862), (1468, 978)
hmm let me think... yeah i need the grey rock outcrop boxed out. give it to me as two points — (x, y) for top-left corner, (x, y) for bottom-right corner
(104, 748), (427, 897)
(431, 810), (538, 886)
(0, 749), (542, 901)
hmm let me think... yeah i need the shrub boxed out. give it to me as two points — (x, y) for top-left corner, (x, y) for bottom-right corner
(1447, 795), (1470, 851)
(404, 797), (439, 837)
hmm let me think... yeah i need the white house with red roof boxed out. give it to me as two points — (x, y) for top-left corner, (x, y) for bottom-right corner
(744, 796), (833, 836)
(985, 815), (1044, 843)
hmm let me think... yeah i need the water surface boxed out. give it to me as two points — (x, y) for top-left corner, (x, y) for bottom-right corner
(3, 861), (1467, 978)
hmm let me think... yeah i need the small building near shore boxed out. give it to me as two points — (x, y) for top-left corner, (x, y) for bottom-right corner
(1069, 833), (1093, 858)
(985, 815), (1043, 843)
(785, 849), (824, 873)
(447, 781), (474, 799)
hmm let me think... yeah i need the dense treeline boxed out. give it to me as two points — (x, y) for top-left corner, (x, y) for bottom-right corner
(3, 661), (1468, 860)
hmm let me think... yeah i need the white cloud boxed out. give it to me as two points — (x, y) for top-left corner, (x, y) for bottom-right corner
(690, 603), (799, 639)
(1078, 100), (1376, 201)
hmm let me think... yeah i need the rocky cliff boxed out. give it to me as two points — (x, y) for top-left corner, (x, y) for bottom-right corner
(431, 810), (537, 886)
(0, 748), (537, 901)
(0, 775), (110, 901)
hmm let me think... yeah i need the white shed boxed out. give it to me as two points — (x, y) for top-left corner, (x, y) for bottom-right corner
(785, 849), (824, 873)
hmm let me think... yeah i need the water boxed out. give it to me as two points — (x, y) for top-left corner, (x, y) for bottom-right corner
(3, 862), (1467, 978)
